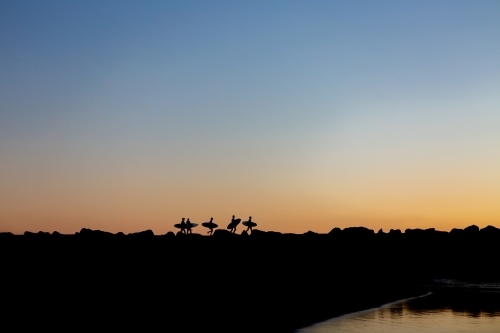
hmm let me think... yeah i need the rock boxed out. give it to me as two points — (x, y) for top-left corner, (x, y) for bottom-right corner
(450, 228), (464, 235)
(186, 233), (203, 238)
(464, 225), (480, 234)
(328, 227), (342, 236)
(404, 228), (418, 236)
(342, 227), (375, 237)
(212, 229), (236, 238)
(480, 225), (500, 237)
(249, 230), (282, 240)
(23, 231), (50, 238)
(249, 229), (266, 237)
(163, 231), (175, 239)
(389, 229), (402, 235)
(79, 228), (93, 236)
(128, 230), (154, 238)
(77, 228), (114, 238)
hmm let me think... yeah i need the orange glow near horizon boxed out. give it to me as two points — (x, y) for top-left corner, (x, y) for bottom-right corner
(2, 156), (499, 235)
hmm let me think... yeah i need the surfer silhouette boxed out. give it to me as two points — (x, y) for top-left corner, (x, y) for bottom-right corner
(202, 217), (218, 235)
(243, 216), (256, 233)
(186, 218), (192, 234)
(227, 215), (241, 233)
(174, 218), (187, 234)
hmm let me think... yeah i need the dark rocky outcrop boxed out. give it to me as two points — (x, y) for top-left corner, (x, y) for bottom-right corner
(328, 227), (342, 236)
(163, 231), (175, 238)
(128, 229), (155, 238)
(248, 229), (265, 237)
(342, 226), (374, 237)
(389, 229), (402, 235)
(480, 225), (500, 236)
(78, 228), (114, 237)
(250, 230), (282, 240)
(464, 225), (480, 234)
(212, 229), (236, 238)
(186, 233), (203, 238)
(23, 231), (51, 237)
(3, 223), (500, 332)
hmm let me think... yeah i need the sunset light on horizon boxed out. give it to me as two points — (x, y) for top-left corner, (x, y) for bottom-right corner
(1, 1), (500, 235)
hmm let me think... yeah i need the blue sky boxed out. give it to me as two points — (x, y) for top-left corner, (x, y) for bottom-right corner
(1, 1), (500, 233)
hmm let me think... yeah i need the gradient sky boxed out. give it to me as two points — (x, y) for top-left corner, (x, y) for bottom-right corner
(1, 0), (500, 234)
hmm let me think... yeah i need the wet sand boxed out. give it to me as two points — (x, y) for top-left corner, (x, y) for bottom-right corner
(300, 290), (500, 333)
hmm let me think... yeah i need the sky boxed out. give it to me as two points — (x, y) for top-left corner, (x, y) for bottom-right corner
(1, 0), (500, 234)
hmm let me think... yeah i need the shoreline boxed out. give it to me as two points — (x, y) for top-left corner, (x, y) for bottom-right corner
(290, 285), (428, 332)
(299, 291), (433, 331)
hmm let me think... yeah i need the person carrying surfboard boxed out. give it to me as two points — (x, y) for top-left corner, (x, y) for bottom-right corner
(174, 218), (187, 234)
(202, 217), (218, 235)
(227, 215), (241, 233)
(186, 218), (192, 234)
(242, 216), (257, 233)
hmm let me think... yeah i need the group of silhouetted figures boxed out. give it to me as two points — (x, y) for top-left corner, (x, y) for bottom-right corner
(174, 215), (257, 235)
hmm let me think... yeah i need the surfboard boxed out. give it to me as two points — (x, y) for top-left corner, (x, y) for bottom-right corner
(242, 221), (257, 228)
(188, 223), (198, 228)
(202, 222), (218, 229)
(174, 223), (185, 229)
(227, 219), (241, 229)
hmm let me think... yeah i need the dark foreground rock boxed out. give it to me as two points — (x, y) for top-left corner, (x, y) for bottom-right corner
(2, 277), (422, 332)
(2, 225), (500, 331)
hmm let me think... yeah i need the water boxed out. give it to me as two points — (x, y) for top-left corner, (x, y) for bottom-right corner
(299, 291), (500, 333)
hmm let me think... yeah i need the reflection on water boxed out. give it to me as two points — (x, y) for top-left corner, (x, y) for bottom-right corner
(299, 292), (500, 333)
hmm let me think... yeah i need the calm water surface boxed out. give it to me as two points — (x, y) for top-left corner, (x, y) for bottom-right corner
(299, 292), (500, 333)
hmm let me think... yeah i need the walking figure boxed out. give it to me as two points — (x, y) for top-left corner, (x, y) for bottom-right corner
(174, 218), (187, 234)
(242, 216), (257, 233)
(202, 217), (218, 235)
(227, 215), (241, 233)
(186, 218), (192, 234)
